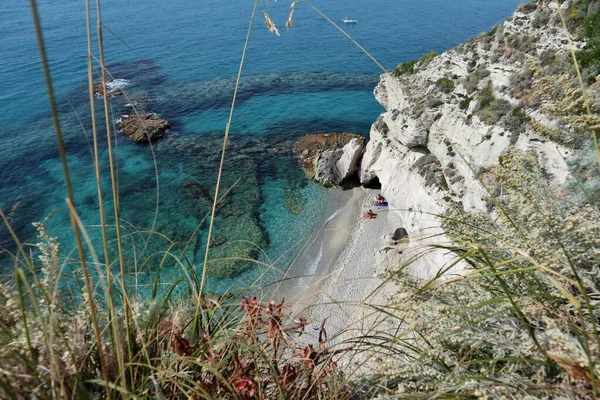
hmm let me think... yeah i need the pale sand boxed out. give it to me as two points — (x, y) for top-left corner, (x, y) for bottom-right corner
(281, 187), (408, 372)
(282, 187), (364, 312)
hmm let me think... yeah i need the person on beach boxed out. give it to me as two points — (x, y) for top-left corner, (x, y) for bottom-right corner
(364, 209), (377, 219)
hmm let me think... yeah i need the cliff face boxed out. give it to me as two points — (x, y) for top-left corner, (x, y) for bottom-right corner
(362, 0), (586, 278)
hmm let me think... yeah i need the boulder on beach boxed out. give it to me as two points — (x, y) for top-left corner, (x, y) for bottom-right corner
(293, 133), (365, 187)
(119, 113), (170, 143)
(392, 228), (409, 241)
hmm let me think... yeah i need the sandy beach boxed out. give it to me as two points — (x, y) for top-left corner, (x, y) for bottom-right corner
(273, 187), (411, 370)
(271, 179), (456, 374)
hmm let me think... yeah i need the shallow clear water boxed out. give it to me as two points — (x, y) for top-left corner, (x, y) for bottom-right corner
(0, 0), (522, 294)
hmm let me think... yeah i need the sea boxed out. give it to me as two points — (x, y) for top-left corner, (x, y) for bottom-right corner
(0, 0), (522, 296)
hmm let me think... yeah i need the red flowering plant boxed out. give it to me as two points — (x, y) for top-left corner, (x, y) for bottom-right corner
(154, 296), (352, 399)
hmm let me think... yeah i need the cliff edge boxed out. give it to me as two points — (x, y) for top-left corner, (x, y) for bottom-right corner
(362, 0), (599, 278)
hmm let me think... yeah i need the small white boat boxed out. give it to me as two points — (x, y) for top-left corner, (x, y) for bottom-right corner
(342, 17), (357, 24)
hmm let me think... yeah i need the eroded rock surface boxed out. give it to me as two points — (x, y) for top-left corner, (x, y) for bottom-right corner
(120, 113), (170, 143)
(294, 133), (364, 186)
(361, 0), (583, 278)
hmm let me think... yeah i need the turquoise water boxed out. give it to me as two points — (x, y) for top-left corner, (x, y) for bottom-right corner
(0, 0), (522, 293)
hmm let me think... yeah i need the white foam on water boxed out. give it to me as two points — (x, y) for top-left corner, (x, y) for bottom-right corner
(325, 207), (343, 224)
(297, 207), (342, 288)
(298, 241), (323, 288)
(106, 78), (130, 91)
(306, 241), (323, 276)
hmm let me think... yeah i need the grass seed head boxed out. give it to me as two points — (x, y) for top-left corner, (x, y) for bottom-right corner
(286, 8), (295, 30)
(263, 11), (280, 36)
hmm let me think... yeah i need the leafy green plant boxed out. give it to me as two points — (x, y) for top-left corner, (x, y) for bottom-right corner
(576, 6), (600, 83)
(393, 51), (437, 76)
(419, 50), (438, 64)
(486, 25), (499, 37)
(532, 10), (550, 29)
(503, 106), (529, 134)
(477, 85), (512, 124)
(435, 77), (454, 93)
(458, 95), (472, 110)
(392, 60), (416, 76)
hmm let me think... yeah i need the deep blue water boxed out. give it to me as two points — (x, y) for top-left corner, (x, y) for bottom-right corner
(0, 0), (522, 294)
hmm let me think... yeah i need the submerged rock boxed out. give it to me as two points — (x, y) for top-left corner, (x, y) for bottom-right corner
(120, 113), (170, 143)
(293, 133), (364, 187)
(93, 82), (124, 97)
(164, 135), (270, 279)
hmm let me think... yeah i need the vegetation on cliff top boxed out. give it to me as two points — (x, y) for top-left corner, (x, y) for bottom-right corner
(392, 51), (437, 77)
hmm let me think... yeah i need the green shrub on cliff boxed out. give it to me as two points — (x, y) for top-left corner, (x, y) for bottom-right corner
(565, 0), (600, 83)
(393, 51), (437, 76)
(392, 59), (417, 76)
(503, 106), (529, 134)
(418, 50), (437, 64)
(566, 138), (600, 205)
(578, 8), (600, 83)
(532, 10), (550, 28)
(477, 85), (512, 124)
(529, 60), (600, 138)
(458, 95), (472, 110)
(435, 77), (454, 93)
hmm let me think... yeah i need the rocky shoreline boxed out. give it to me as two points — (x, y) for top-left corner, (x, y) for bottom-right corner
(293, 133), (364, 187)
(270, 9), (600, 387)
(296, 0), (589, 284)
(293, 0), (600, 346)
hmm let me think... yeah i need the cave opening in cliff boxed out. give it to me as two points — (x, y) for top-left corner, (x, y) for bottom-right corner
(339, 172), (362, 190)
(363, 176), (381, 190)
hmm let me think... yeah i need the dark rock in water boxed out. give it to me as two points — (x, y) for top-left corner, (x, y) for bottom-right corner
(162, 135), (269, 279)
(293, 133), (364, 187)
(93, 82), (123, 97)
(108, 88), (123, 97)
(120, 113), (170, 143)
(272, 146), (290, 155)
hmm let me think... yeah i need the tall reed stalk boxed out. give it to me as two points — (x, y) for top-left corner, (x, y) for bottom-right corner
(28, 0), (111, 394)
(84, 0), (124, 393)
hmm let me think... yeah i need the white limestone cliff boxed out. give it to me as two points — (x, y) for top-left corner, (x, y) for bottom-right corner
(361, 0), (578, 278)
(314, 138), (365, 186)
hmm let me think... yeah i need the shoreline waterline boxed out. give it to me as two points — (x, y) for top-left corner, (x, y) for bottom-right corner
(268, 186), (356, 302)
(283, 186), (406, 362)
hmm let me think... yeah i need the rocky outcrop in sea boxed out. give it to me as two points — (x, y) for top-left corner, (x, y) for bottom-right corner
(293, 133), (364, 187)
(120, 113), (170, 142)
